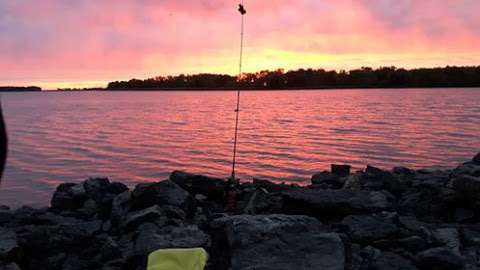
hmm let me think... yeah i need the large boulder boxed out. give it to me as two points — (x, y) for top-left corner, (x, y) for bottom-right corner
(106, 182), (129, 195)
(397, 216), (437, 245)
(399, 180), (456, 222)
(130, 180), (191, 210)
(83, 177), (110, 203)
(282, 189), (390, 219)
(15, 216), (104, 269)
(462, 226), (480, 247)
(454, 208), (475, 223)
(349, 245), (381, 270)
(110, 191), (131, 227)
(453, 163), (480, 178)
(241, 189), (283, 215)
(50, 178), (123, 215)
(170, 171), (226, 203)
(16, 217), (101, 250)
(372, 252), (418, 270)
(12, 206), (50, 226)
(361, 165), (405, 195)
(473, 153), (480, 164)
(341, 214), (398, 245)
(432, 228), (461, 254)
(311, 172), (345, 189)
(451, 175), (480, 208)
(50, 183), (86, 211)
(123, 223), (209, 269)
(0, 207), (12, 226)
(0, 227), (20, 262)
(121, 205), (164, 231)
(374, 235), (427, 253)
(210, 215), (345, 270)
(416, 247), (465, 270)
(0, 263), (21, 270)
(393, 166), (416, 177)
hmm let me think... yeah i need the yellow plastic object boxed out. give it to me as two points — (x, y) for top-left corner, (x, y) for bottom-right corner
(147, 248), (208, 270)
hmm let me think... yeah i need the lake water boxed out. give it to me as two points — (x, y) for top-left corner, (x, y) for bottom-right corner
(0, 88), (479, 207)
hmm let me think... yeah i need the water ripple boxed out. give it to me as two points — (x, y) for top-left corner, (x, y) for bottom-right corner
(0, 88), (479, 206)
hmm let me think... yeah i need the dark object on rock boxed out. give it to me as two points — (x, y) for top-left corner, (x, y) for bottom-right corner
(210, 215), (344, 270)
(342, 214), (398, 244)
(331, 164), (351, 176)
(131, 180), (191, 210)
(170, 171), (226, 203)
(282, 189), (389, 219)
(416, 247), (465, 270)
(311, 172), (345, 189)
(473, 153), (480, 164)
(225, 188), (238, 213)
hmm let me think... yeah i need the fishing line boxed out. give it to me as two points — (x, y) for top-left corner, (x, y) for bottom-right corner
(230, 1), (246, 181)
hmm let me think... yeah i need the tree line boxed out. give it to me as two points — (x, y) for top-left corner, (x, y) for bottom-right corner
(107, 66), (480, 90)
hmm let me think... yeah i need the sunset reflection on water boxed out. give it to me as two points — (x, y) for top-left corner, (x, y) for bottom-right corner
(0, 88), (479, 206)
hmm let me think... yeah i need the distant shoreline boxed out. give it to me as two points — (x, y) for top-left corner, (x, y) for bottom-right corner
(4, 65), (480, 92)
(38, 86), (480, 92)
(101, 86), (480, 92)
(0, 86), (42, 92)
(2, 86), (480, 93)
(106, 66), (480, 91)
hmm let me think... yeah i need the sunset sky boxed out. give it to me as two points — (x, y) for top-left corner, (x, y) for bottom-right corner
(1, 0), (480, 89)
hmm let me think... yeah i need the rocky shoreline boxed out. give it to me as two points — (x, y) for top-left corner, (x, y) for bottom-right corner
(1, 153), (480, 270)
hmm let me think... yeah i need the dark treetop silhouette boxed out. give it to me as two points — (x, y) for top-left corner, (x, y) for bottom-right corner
(107, 66), (480, 90)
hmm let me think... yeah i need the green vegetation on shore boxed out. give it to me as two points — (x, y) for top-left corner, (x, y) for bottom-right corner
(107, 66), (480, 90)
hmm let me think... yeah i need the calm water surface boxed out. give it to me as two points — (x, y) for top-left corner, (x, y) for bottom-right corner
(1, 89), (479, 206)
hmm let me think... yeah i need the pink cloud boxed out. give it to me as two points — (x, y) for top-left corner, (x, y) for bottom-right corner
(1, 0), (479, 88)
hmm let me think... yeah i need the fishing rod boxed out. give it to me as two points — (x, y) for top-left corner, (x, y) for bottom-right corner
(230, 2), (246, 182)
